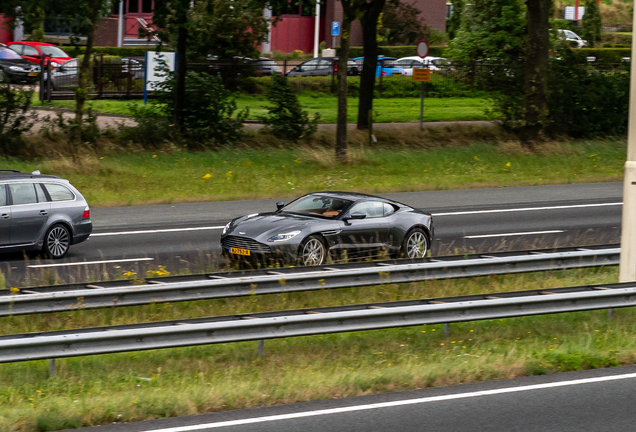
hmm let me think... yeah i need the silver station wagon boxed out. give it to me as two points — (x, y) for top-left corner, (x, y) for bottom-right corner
(0, 170), (92, 258)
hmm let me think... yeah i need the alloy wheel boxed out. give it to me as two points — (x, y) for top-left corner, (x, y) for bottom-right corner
(46, 226), (70, 258)
(406, 231), (428, 258)
(301, 238), (325, 266)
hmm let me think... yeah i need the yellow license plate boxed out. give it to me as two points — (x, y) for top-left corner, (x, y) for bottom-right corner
(29, 72), (37, 76)
(230, 247), (250, 256)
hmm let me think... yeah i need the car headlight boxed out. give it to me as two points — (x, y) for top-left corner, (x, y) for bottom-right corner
(9, 66), (24, 71)
(268, 230), (301, 242)
(222, 222), (231, 235)
(51, 61), (62, 68)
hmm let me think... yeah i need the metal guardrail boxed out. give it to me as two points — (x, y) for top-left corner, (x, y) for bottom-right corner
(0, 246), (620, 317)
(1, 280), (634, 363)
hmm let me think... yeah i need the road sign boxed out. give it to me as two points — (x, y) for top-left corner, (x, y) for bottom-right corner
(417, 40), (429, 59)
(331, 21), (340, 37)
(564, 6), (585, 20)
(413, 68), (431, 82)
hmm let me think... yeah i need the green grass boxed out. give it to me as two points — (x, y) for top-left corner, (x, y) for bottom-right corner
(8, 139), (626, 207)
(1, 267), (632, 431)
(34, 95), (491, 124)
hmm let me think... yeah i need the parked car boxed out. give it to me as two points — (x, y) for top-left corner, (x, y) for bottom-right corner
(46, 58), (78, 90)
(0, 46), (40, 84)
(556, 29), (587, 48)
(286, 57), (360, 77)
(0, 170), (92, 259)
(221, 192), (434, 266)
(252, 57), (283, 76)
(395, 56), (447, 76)
(352, 56), (405, 77)
(7, 41), (72, 69)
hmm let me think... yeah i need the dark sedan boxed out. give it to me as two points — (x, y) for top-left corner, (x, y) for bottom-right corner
(221, 192), (434, 266)
(0, 46), (40, 84)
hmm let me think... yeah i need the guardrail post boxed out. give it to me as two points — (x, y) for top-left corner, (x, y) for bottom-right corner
(258, 339), (264, 356)
(48, 359), (55, 377)
(443, 323), (450, 336)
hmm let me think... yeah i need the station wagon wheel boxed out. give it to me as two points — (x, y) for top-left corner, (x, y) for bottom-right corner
(402, 228), (429, 259)
(44, 224), (71, 259)
(299, 235), (326, 266)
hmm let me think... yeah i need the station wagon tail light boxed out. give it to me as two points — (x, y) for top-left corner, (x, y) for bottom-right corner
(82, 206), (90, 219)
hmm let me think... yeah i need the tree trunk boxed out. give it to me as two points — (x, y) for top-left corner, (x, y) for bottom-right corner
(522, 0), (550, 146)
(174, 4), (188, 131)
(336, 15), (352, 163)
(357, 0), (385, 130)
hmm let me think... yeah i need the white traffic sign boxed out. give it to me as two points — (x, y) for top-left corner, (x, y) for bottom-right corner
(417, 40), (429, 59)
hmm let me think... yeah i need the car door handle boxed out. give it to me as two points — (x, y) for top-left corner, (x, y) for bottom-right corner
(39, 210), (48, 216)
(0, 213), (9, 219)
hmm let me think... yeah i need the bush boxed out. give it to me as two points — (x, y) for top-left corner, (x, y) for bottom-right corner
(346, 46), (446, 59)
(64, 46), (157, 57)
(579, 48), (631, 62)
(259, 74), (319, 142)
(0, 84), (35, 156)
(118, 103), (174, 149)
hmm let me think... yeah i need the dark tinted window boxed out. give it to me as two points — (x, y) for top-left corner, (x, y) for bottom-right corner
(10, 183), (37, 205)
(44, 183), (75, 201)
(0, 48), (23, 60)
(0, 185), (6, 206)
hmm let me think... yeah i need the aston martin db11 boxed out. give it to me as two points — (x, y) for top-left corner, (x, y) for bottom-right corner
(221, 192), (434, 266)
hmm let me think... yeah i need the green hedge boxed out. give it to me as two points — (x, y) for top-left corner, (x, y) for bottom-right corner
(579, 48), (631, 62)
(64, 46), (157, 57)
(345, 45), (446, 59)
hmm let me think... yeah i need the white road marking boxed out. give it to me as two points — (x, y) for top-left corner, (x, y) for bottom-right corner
(464, 230), (565, 239)
(433, 202), (622, 217)
(90, 226), (225, 237)
(27, 258), (154, 268)
(137, 372), (636, 431)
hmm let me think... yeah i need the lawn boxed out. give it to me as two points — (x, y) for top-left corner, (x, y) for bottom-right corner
(34, 95), (491, 124)
(0, 267), (629, 431)
(7, 139), (626, 207)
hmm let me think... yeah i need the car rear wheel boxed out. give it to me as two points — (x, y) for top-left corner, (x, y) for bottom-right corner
(43, 224), (71, 259)
(401, 228), (429, 259)
(298, 235), (326, 266)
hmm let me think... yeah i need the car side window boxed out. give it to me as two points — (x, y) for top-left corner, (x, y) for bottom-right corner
(10, 183), (37, 205)
(44, 183), (75, 201)
(0, 185), (6, 206)
(22, 45), (39, 56)
(303, 60), (319, 71)
(9, 45), (23, 55)
(317, 60), (331, 70)
(35, 184), (48, 203)
(383, 203), (397, 216)
(349, 201), (384, 218)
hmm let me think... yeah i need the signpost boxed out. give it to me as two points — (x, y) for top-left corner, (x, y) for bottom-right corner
(414, 41), (430, 130)
(331, 21), (340, 49)
(143, 51), (177, 104)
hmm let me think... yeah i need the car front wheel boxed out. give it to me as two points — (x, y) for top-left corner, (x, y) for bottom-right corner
(401, 228), (429, 259)
(298, 235), (326, 266)
(43, 224), (71, 259)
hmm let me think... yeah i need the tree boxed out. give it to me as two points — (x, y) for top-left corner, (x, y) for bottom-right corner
(380, 0), (430, 45)
(522, 0), (550, 145)
(356, 0), (386, 131)
(581, 0), (602, 48)
(446, 0), (464, 40)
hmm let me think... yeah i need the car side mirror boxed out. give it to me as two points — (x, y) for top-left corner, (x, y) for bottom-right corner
(276, 201), (285, 210)
(346, 212), (366, 220)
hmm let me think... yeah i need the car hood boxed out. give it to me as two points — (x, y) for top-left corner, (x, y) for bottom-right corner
(226, 212), (337, 240)
(0, 58), (36, 68)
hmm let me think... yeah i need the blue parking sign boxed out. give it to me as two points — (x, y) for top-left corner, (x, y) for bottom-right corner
(331, 21), (340, 36)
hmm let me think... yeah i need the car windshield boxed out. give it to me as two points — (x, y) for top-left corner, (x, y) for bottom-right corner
(282, 195), (353, 219)
(39, 46), (70, 57)
(0, 48), (22, 60)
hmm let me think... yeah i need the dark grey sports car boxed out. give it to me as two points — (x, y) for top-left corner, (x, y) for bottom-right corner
(221, 192), (434, 266)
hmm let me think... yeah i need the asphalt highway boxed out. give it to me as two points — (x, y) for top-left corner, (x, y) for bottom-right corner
(66, 364), (636, 432)
(1, 182), (623, 286)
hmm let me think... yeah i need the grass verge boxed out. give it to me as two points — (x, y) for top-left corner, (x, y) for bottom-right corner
(7, 137), (626, 207)
(0, 267), (630, 431)
(34, 95), (491, 124)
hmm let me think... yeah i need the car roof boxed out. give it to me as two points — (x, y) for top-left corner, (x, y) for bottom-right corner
(9, 41), (57, 47)
(305, 191), (404, 205)
(0, 171), (62, 181)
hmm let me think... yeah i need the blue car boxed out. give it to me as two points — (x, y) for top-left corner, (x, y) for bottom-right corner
(352, 56), (405, 77)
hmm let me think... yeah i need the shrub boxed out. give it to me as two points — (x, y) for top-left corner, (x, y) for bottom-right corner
(259, 74), (319, 142)
(118, 103), (174, 149)
(0, 84), (35, 156)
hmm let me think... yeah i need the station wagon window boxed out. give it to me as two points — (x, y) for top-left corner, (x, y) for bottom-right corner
(10, 183), (37, 205)
(0, 185), (6, 207)
(44, 183), (74, 201)
(35, 184), (47, 203)
(349, 201), (384, 218)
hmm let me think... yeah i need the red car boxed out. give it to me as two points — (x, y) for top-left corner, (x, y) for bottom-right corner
(7, 42), (72, 69)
